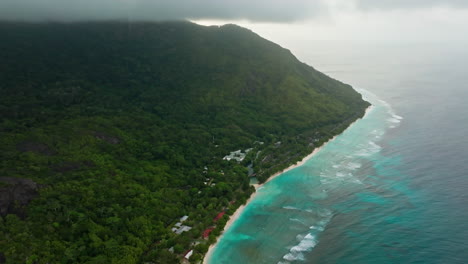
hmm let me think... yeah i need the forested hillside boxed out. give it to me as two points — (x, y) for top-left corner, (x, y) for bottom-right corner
(0, 21), (369, 263)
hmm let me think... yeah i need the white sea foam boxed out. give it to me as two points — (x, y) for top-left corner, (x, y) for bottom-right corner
(283, 205), (301, 211)
(290, 218), (306, 225)
(356, 150), (373, 157)
(320, 178), (332, 185)
(369, 141), (382, 150)
(387, 117), (401, 123)
(369, 90), (402, 127)
(371, 129), (385, 139)
(283, 254), (294, 261)
(378, 99), (391, 107)
(336, 172), (346, 177)
(318, 208), (332, 218)
(321, 169), (360, 185)
(288, 234), (317, 255)
(332, 160), (361, 173)
(283, 252), (305, 261)
(346, 162), (362, 170)
(309, 225), (325, 231)
(296, 234), (305, 241)
(284, 211), (333, 262)
(336, 172), (354, 178)
(291, 243), (314, 254)
(357, 141), (382, 157)
(282, 209), (332, 261)
(380, 99), (403, 128)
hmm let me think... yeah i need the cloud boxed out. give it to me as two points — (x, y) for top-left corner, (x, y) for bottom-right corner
(0, 0), (324, 22)
(355, 0), (468, 10)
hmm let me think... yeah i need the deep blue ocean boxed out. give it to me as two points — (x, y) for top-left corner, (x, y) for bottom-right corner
(208, 44), (468, 263)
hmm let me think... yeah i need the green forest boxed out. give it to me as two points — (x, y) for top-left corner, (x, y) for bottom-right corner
(0, 21), (369, 263)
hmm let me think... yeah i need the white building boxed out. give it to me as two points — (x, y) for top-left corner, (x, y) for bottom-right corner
(184, 250), (193, 260)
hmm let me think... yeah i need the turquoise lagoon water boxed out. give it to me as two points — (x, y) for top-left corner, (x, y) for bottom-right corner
(209, 91), (407, 263)
(209, 45), (468, 264)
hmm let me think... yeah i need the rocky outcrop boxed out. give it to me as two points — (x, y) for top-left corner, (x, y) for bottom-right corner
(16, 141), (56, 156)
(0, 177), (40, 218)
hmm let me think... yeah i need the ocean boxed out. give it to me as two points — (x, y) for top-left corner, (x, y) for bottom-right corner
(208, 43), (468, 263)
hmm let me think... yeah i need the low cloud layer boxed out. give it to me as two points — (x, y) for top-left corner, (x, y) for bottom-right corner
(0, 0), (323, 22)
(356, 0), (468, 10)
(1, 0), (467, 23)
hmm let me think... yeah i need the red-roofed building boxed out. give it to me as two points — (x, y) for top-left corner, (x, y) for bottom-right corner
(203, 227), (214, 239)
(214, 211), (225, 221)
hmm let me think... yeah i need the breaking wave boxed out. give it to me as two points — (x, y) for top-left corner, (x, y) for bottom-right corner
(281, 209), (332, 262)
(356, 141), (382, 157)
(283, 233), (317, 262)
(283, 206), (302, 211)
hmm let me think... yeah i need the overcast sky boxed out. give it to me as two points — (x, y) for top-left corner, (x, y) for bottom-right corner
(191, 0), (468, 56)
(1, 0), (467, 22)
(2, 0), (467, 43)
(0, 0), (324, 22)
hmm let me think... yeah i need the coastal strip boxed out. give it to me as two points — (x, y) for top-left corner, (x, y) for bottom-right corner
(203, 105), (373, 264)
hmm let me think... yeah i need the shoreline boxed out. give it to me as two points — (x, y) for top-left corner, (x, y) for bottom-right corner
(203, 106), (373, 264)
